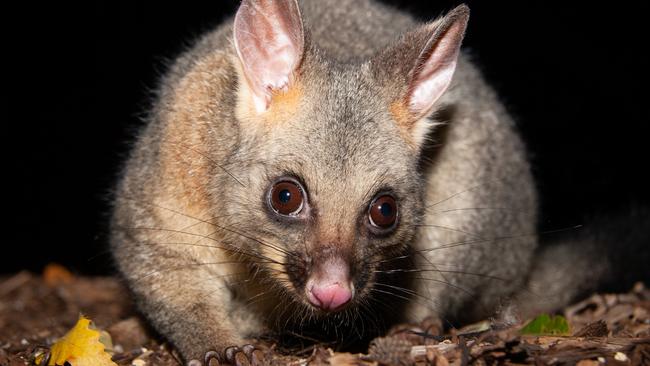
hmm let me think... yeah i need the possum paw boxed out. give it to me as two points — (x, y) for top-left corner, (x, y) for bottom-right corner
(187, 345), (267, 366)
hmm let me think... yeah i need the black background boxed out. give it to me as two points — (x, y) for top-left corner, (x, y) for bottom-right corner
(6, 1), (649, 275)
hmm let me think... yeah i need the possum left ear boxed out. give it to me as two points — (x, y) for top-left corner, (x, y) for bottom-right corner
(374, 5), (469, 147)
(234, 0), (305, 113)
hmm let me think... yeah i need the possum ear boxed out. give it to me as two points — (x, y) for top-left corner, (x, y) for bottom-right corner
(407, 6), (468, 118)
(375, 5), (469, 147)
(234, 0), (305, 113)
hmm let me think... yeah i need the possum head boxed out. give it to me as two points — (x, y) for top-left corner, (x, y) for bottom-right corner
(223, 0), (468, 315)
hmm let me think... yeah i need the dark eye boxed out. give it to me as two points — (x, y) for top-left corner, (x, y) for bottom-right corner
(368, 195), (398, 229)
(269, 180), (304, 216)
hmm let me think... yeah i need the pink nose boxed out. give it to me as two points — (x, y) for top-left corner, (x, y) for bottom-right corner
(305, 257), (353, 311)
(308, 282), (352, 311)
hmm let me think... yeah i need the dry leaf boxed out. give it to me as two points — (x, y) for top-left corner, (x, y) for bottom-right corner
(43, 263), (74, 286)
(45, 315), (116, 366)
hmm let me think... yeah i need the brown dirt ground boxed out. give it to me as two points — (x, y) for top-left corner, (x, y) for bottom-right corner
(1, 265), (649, 365)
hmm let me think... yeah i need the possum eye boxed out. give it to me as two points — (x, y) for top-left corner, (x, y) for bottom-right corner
(368, 195), (398, 229)
(269, 179), (305, 216)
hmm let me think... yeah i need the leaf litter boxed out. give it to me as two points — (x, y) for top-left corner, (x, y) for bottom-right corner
(1, 265), (648, 365)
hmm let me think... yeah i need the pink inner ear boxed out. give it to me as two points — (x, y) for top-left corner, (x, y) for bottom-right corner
(234, 0), (304, 112)
(408, 17), (467, 118)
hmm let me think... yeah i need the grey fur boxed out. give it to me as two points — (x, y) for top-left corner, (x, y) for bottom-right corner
(111, 0), (555, 361)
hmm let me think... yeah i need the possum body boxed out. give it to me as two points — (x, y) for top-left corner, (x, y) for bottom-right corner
(111, 0), (542, 361)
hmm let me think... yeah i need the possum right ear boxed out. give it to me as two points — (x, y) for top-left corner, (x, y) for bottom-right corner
(373, 5), (469, 148)
(234, 0), (305, 114)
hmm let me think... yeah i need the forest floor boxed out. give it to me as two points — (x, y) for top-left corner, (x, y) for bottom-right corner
(1, 265), (649, 366)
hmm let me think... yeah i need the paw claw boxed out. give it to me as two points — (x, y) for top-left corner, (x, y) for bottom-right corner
(203, 351), (221, 366)
(251, 349), (266, 366)
(224, 346), (240, 363)
(233, 351), (251, 366)
(241, 344), (255, 357)
(204, 350), (221, 366)
(187, 359), (203, 366)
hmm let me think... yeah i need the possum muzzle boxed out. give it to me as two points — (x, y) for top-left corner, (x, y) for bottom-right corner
(305, 256), (354, 311)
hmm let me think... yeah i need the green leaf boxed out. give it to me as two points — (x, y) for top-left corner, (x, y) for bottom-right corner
(520, 314), (570, 336)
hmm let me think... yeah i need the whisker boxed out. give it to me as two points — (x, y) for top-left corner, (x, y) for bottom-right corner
(134, 266), (248, 284)
(243, 289), (275, 307)
(370, 253), (411, 266)
(425, 180), (498, 209)
(369, 288), (412, 303)
(115, 227), (284, 264)
(378, 277), (486, 319)
(414, 249), (452, 305)
(410, 223), (484, 239)
(375, 268), (507, 282)
(163, 138), (246, 187)
(117, 198), (296, 258)
(362, 168), (391, 203)
(427, 207), (528, 215)
(158, 212), (238, 249)
(417, 225), (583, 253)
(374, 280), (463, 312)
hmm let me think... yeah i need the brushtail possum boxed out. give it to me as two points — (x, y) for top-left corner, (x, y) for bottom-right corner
(110, 0), (598, 363)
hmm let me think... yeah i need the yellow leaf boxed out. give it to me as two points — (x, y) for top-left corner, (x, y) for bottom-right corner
(46, 315), (117, 366)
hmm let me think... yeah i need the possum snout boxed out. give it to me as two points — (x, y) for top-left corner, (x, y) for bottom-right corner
(305, 257), (354, 312)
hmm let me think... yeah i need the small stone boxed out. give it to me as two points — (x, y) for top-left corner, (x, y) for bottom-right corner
(132, 359), (146, 366)
(614, 352), (628, 362)
(633, 282), (645, 294)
